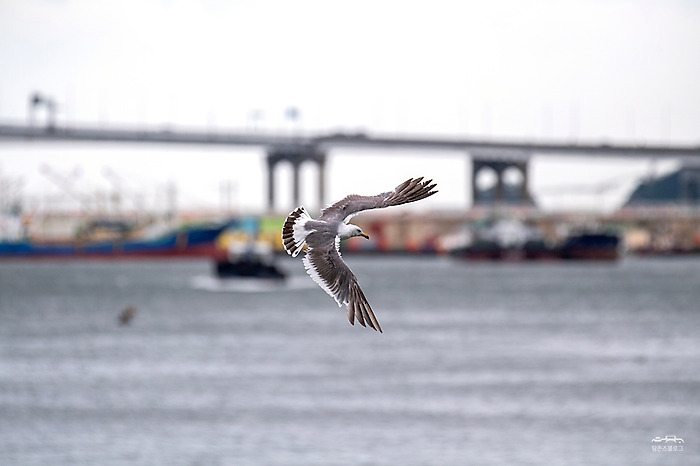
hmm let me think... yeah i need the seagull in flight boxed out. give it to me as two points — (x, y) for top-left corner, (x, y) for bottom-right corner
(282, 177), (438, 332)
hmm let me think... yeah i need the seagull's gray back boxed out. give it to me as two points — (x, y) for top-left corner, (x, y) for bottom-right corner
(303, 220), (338, 249)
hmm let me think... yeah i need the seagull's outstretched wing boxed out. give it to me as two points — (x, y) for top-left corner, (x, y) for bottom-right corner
(302, 233), (382, 332)
(319, 177), (437, 223)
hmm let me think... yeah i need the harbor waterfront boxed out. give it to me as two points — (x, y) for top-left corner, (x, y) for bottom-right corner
(1, 256), (698, 465)
(3, 204), (700, 260)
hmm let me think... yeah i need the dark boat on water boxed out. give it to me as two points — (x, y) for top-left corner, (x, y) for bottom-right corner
(214, 241), (286, 280)
(558, 233), (621, 260)
(448, 219), (622, 262)
(450, 233), (621, 261)
(0, 221), (232, 259)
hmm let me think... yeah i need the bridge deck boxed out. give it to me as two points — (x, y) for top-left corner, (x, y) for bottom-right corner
(1, 123), (698, 159)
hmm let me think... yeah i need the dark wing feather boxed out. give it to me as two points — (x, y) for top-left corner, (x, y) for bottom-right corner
(302, 244), (383, 332)
(318, 177), (437, 223)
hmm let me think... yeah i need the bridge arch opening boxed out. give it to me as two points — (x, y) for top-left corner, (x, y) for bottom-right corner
(272, 160), (294, 213)
(475, 166), (498, 191)
(299, 160), (323, 212)
(503, 166), (525, 187)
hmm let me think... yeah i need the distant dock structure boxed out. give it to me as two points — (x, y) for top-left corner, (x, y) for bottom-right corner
(2, 122), (699, 211)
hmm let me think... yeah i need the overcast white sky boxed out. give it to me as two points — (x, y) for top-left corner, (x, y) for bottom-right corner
(1, 0), (699, 214)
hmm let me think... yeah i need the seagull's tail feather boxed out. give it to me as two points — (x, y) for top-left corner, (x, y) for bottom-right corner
(282, 206), (312, 257)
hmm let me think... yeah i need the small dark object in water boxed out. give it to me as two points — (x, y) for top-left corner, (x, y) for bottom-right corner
(119, 306), (137, 326)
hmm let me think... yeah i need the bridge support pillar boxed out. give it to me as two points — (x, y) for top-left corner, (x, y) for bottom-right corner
(470, 150), (533, 207)
(519, 161), (530, 203)
(267, 156), (276, 210)
(291, 159), (301, 207)
(266, 145), (326, 213)
(317, 156), (326, 209)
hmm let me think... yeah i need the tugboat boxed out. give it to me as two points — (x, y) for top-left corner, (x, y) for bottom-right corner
(214, 240), (286, 280)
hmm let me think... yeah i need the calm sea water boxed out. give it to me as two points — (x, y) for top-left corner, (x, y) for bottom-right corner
(1, 256), (699, 465)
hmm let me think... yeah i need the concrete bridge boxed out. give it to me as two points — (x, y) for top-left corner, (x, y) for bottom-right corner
(2, 122), (699, 210)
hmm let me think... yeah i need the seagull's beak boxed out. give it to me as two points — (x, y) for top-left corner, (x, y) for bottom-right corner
(361, 233), (370, 239)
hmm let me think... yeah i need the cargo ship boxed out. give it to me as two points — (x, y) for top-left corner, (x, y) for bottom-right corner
(0, 221), (232, 259)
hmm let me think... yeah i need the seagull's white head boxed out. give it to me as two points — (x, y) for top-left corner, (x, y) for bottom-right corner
(339, 223), (370, 240)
